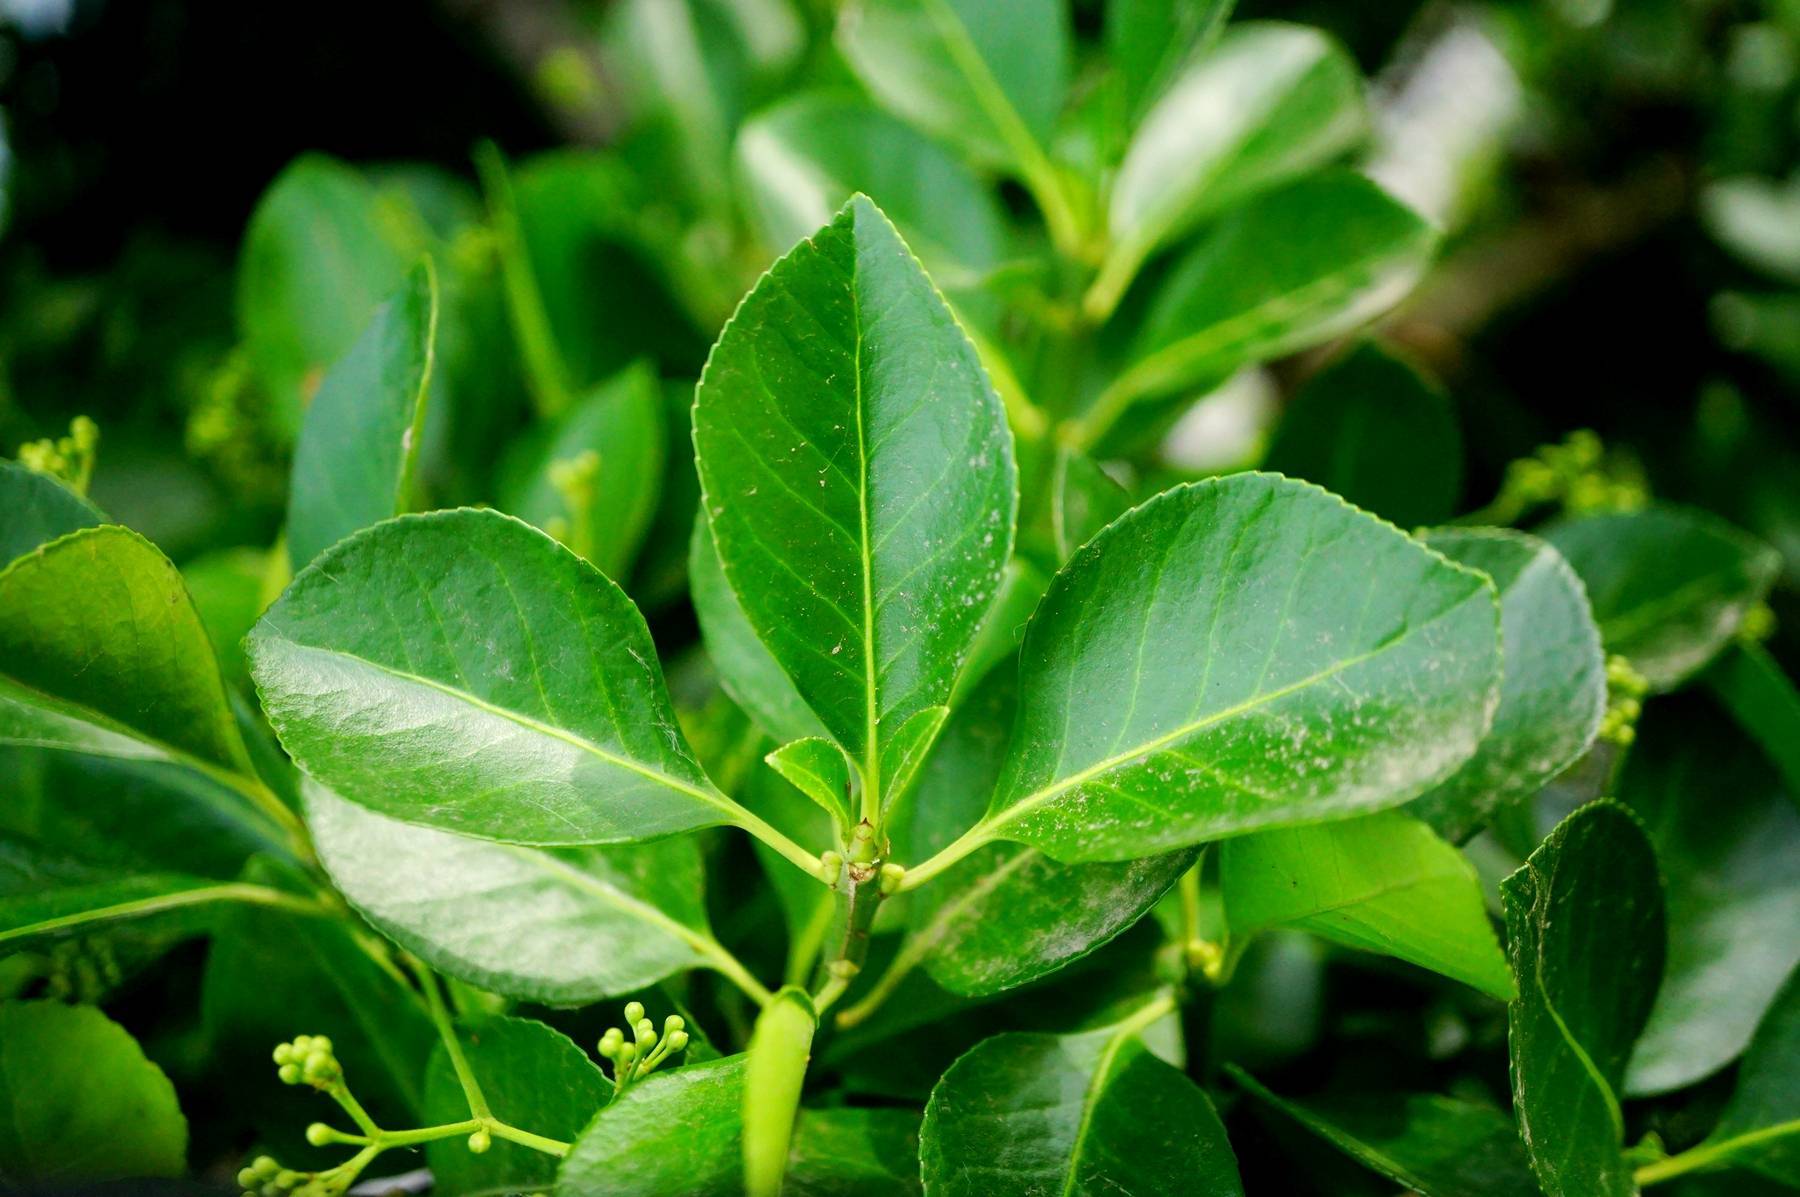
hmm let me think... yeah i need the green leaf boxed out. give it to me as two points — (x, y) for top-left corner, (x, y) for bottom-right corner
(1411, 528), (1607, 842)
(975, 474), (1499, 863)
(0, 461), (104, 567)
(1501, 800), (1665, 1197)
(785, 1108), (921, 1197)
(692, 195), (1015, 812)
(249, 508), (739, 844)
(1619, 699), (1800, 1095)
(1264, 343), (1463, 530)
(1094, 22), (1367, 317)
(1693, 962), (1800, 1185)
(766, 738), (854, 832)
(286, 260), (438, 570)
(0, 1001), (186, 1183)
(1705, 641), (1800, 799)
(1221, 811), (1512, 998)
(1227, 1066), (1539, 1197)
(0, 526), (253, 778)
(424, 1016), (610, 1197)
(836, 0), (1069, 175)
(690, 514), (831, 745)
(237, 154), (417, 431)
(735, 92), (1008, 289)
(1038, 446), (1133, 565)
(183, 547), (277, 686)
(1105, 0), (1234, 119)
(1089, 171), (1436, 433)
(1545, 504), (1780, 691)
(305, 784), (720, 1004)
(559, 1055), (747, 1197)
(744, 987), (817, 1197)
(498, 362), (667, 580)
(919, 995), (1243, 1196)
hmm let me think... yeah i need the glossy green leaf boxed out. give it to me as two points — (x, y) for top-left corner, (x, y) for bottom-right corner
(735, 92), (1007, 289)
(766, 738), (854, 831)
(249, 508), (738, 844)
(1411, 528), (1606, 842)
(1094, 171), (1436, 425)
(1502, 800), (1665, 1197)
(1221, 811), (1513, 998)
(0, 526), (253, 778)
(1706, 641), (1800, 798)
(1228, 1066), (1539, 1197)
(1619, 700), (1800, 1095)
(837, 0), (1069, 174)
(920, 995), (1242, 1196)
(1545, 504), (1780, 691)
(0, 1001), (186, 1183)
(286, 261), (437, 570)
(744, 987), (816, 1197)
(692, 195), (1014, 809)
(786, 1108), (921, 1197)
(424, 1016), (610, 1197)
(1694, 963), (1800, 1185)
(305, 784), (719, 1004)
(237, 154), (416, 430)
(1264, 343), (1462, 529)
(498, 362), (667, 580)
(1096, 23), (1367, 315)
(559, 1055), (747, 1197)
(1106, 0), (1234, 118)
(975, 473), (1499, 863)
(1044, 446), (1133, 564)
(0, 461), (104, 567)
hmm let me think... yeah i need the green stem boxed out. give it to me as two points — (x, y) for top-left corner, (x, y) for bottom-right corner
(374, 1119), (480, 1148)
(732, 806), (832, 884)
(0, 883), (329, 948)
(1634, 1121), (1800, 1185)
(700, 937), (775, 1008)
(206, 764), (315, 863)
(833, 935), (928, 1029)
(474, 140), (574, 418)
(486, 1121), (572, 1157)
(894, 821), (995, 892)
(410, 957), (492, 1120)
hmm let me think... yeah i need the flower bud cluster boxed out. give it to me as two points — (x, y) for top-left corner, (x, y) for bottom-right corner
(1600, 656), (1650, 746)
(597, 1001), (690, 1094)
(272, 1034), (342, 1090)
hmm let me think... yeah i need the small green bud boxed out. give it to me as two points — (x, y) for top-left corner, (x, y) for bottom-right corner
(468, 1130), (492, 1154)
(623, 1001), (645, 1025)
(254, 1156), (279, 1178)
(311, 1036), (332, 1054)
(238, 1167), (260, 1188)
(617, 1040), (638, 1062)
(276, 1171), (301, 1188)
(305, 1123), (333, 1147)
(636, 1017), (656, 1041)
(273, 1043), (293, 1065)
(278, 1063), (302, 1085)
(664, 1015), (685, 1034)
(668, 1030), (689, 1052)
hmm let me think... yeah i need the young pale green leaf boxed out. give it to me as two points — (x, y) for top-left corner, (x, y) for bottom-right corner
(1705, 641), (1800, 798)
(836, 0), (1069, 175)
(305, 785), (719, 1004)
(1227, 1066), (1539, 1197)
(1691, 963), (1800, 1185)
(559, 1055), (747, 1197)
(286, 260), (438, 570)
(0, 526), (253, 778)
(498, 361), (667, 580)
(1619, 701), (1800, 1096)
(1545, 504), (1780, 691)
(1221, 811), (1513, 998)
(249, 508), (738, 845)
(0, 1001), (187, 1183)
(1502, 800), (1665, 1197)
(735, 93), (1008, 289)
(972, 474), (1499, 864)
(766, 738), (855, 832)
(1410, 528), (1606, 842)
(0, 461), (103, 567)
(1105, 0), (1234, 118)
(693, 195), (1015, 810)
(1041, 446), (1133, 564)
(424, 1016), (610, 1196)
(1087, 171), (1436, 434)
(238, 154), (417, 431)
(1094, 23), (1367, 317)
(743, 987), (817, 1197)
(1264, 343), (1463, 530)
(920, 995), (1243, 1196)
(785, 1108), (921, 1196)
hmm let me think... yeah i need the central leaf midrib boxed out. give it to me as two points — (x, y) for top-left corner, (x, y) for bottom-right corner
(268, 637), (729, 811)
(847, 215), (882, 799)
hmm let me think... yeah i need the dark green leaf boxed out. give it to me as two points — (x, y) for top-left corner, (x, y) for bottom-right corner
(287, 261), (438, 570)
(558, 1055), (747, 1196)
(1696, 962), (1800, 1185)
(424, 1016), (610, 1197)
(0, 1001), (186, 1183)
(305, 784), (721, 1004)
(1705, 641), (1800, 799)
(920, 995), (1243, 1196)
(1545, 505), (1780, 691)
(692, 195), (1015, 808)
(766, 738), (854, 832)
(1221, 811), (1513, 998)
(1502, 800), (1665, 1197)
(786, 1108), (921, 1197)
(976, 474), (1499, 862)
(182, 547), (276, 687)
(0, 461), (104, 567)
(1105, 0), (1234, 118)
(1265, 343), (1462, 529)
(1412, 528), (1606, 842)
(1227, 1066), (1539, 1197)
(249, 508), (740, 844)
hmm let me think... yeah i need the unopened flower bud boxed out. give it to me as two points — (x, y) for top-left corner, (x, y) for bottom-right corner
(468, 1129), (492, 1154)
(623, 1001), (645, 1025)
